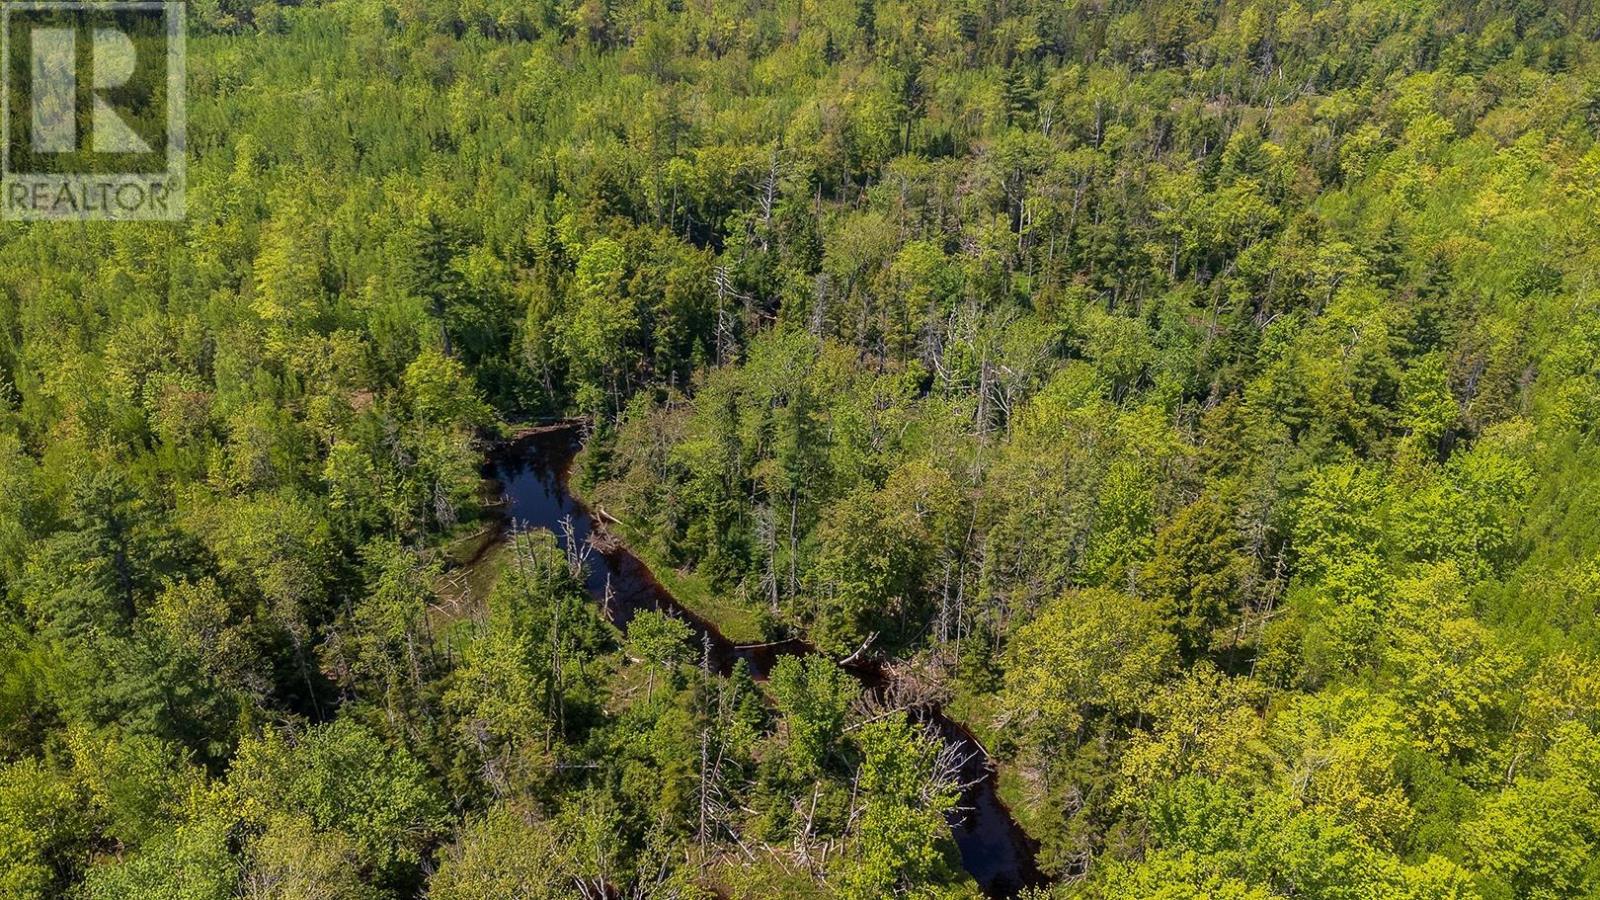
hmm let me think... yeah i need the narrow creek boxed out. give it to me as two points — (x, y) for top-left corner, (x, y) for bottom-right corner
(484, 424), (1044, 898)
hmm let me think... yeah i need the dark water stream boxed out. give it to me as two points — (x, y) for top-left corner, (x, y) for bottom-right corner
(485, 425), (1043, 897)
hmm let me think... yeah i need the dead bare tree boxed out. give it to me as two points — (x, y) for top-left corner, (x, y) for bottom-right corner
(557, 513), (593, 579)
(926, 729), (980, 804)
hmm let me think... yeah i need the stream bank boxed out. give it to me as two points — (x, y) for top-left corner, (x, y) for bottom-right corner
(482, 424), (1044, 898)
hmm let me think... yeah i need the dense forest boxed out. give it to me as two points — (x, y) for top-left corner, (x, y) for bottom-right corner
(5, 0), (1600, 896)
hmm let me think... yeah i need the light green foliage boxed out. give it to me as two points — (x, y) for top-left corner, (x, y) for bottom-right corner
(229, 720), (447, 879)
(624, 609), (693, 699)
(1396, 430), (1534, 582)
(839, 717), (966, 900)
(1120, 666), (1269, 799)
(1294, 464), (1389, 588)
(332, 541), (444, 732)
(403, 348), (492, 430)
(445, 615), (552, 792)
(808, 460), (961, 652)
(1002, 588), (1174, 744)
(1465, 722), (1600, 900)
(66, 727), (203, 846)
(562, 239), (640, 412)
(237, 813), (385, 900)
(146, 578), (262, 700)
(252, 189), (329, 347)
(1267, 688), (1413, 846)
(1399, 354), (1458, 448)
(1074, 851), (1274, 900)
(429, 804), (576, 900)
(769, 655), (857, 776)
(0, 758), (91, 900)
(1381, 566), (1522, 759)
(0, 431), (38, 590)
(78, 814), (237, 900)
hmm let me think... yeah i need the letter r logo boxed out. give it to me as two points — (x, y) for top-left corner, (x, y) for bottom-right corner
(2, 1), (185, 221)
(29, 23), (151, 153)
